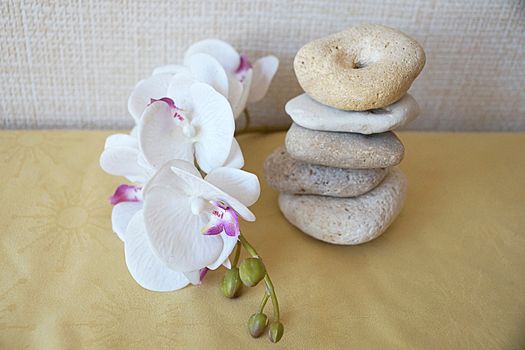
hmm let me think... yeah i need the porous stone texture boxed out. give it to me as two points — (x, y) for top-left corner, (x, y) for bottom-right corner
(285, 123), (404, 169)
(279, 168), (407, 245)
(264, 145), (388, 197)
(294, 24), (426, 111)
(285, 93), (420, 134)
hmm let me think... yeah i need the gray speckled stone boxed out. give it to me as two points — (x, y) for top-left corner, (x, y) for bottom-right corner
(279, 168), (407, 245)
(285, 123), (404, 169)
(264, 145), (388, 197)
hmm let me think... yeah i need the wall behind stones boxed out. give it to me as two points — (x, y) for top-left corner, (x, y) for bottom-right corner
(1, 0), (524, 130)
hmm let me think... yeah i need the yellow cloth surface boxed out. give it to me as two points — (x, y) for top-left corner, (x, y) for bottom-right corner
(0, 131), (524, 349)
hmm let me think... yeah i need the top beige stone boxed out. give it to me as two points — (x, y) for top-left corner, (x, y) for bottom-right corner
(294, 24), (426, 111)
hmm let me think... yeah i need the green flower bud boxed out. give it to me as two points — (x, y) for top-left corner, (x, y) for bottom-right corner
(247, 312), (268, 338)
(220, 267), (242, 298)
(239, 258), (266, 287)
(268, 321), (284, 343)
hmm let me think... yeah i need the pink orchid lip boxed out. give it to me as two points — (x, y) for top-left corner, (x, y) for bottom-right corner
(149, 97), (177, 109)
(203, 201), (240, 237)
(108, 184), (143, 205)
(235, 54), (252, 82)
(236, 54), (252, 73)
(199, 267), (209, 282)
(149, 97), (184, 121)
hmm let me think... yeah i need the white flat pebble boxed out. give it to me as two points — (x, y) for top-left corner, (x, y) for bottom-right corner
(285, 93), (420, 134)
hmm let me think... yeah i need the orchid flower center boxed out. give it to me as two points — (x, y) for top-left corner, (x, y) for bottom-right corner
(182, 124), (197, 139)
(202, 201), (240, 237)
(189, 197), (240, 237)
(150, 97), (199, 142)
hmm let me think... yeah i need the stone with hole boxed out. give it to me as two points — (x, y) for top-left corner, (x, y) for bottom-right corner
(294, 24), (426, 110)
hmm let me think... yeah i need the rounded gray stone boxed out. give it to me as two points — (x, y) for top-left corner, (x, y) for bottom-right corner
(285, 123), (404, 169)
(278, 168), (407, 245)
(264, 145), (388, 197)
(285, 93), (420, 134)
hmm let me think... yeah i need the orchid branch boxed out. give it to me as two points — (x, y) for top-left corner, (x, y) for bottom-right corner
(258, 292), (270, 313)
(235, 108), (290, 136)
(232, 241), (241, 267)
(238, 234), (280, 321)
(235, 108), (252, 136)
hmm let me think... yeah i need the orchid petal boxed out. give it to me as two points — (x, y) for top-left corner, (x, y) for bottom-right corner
(128, 74), (172, 122)
(168, 162), (255, 221)
(138, 100), (194, 169)
(152, 64), (189, 76)
(143, 159), (201, 195)
(130, 125), (139, 138)
(166, 72), (196, 110)
(227, 76), (243, 118)
(100, 147), (149, 183)
(143, 185), (224, 272)
(184, 39), (240, 74)
(207, 234), (238, 270)
(183, 270), (201, 285)
(205, 167), (260, 207)
(104, 134), (138, 149)
(124, 211), (190, 291)
(190, 83), (235, 173)
(223, 138), (244, 169)
(223, 259), (232, 269)
(111, 201), (143, 241)
(233, 69), (253, 118)
(248, 55), (279, 103)
(185, 53), (229, 98)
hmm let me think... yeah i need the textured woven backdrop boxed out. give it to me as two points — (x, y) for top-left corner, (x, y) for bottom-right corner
(1, 0), (524, 130)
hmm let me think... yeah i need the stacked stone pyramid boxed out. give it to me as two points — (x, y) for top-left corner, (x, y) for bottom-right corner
(265, 24), (426, 245)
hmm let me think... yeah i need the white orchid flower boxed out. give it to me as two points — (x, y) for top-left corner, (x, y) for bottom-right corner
(138, 83), (240, 174)
(119, 159), (260, 291)
(151, 52), (248, 119)
(121, 209), (192, 291)
(127, 69), (243, 174)
(100, 131), (155, 185)
(184, 39), (279, 105)
(130, 53), (231, 122)
(99, 128), (150, 241)
(103, 132), (245, 243)
(101, 88), (244, 242)
(103, 183), (143, 241)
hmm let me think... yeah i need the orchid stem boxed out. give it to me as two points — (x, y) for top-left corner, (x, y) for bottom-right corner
(235, 124), (289, 135)
(238, 235), (280, 321)
(258, 292), (270, 313)
(243, 108), (251, 132)
(235, 109), (252, 136)
(232, 241), (241, 267)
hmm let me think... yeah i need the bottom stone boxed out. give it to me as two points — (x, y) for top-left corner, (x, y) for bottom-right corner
(278, 168), (407, 245)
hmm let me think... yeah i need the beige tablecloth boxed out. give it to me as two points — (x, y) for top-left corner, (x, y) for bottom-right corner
(1, 131), (524, 349)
